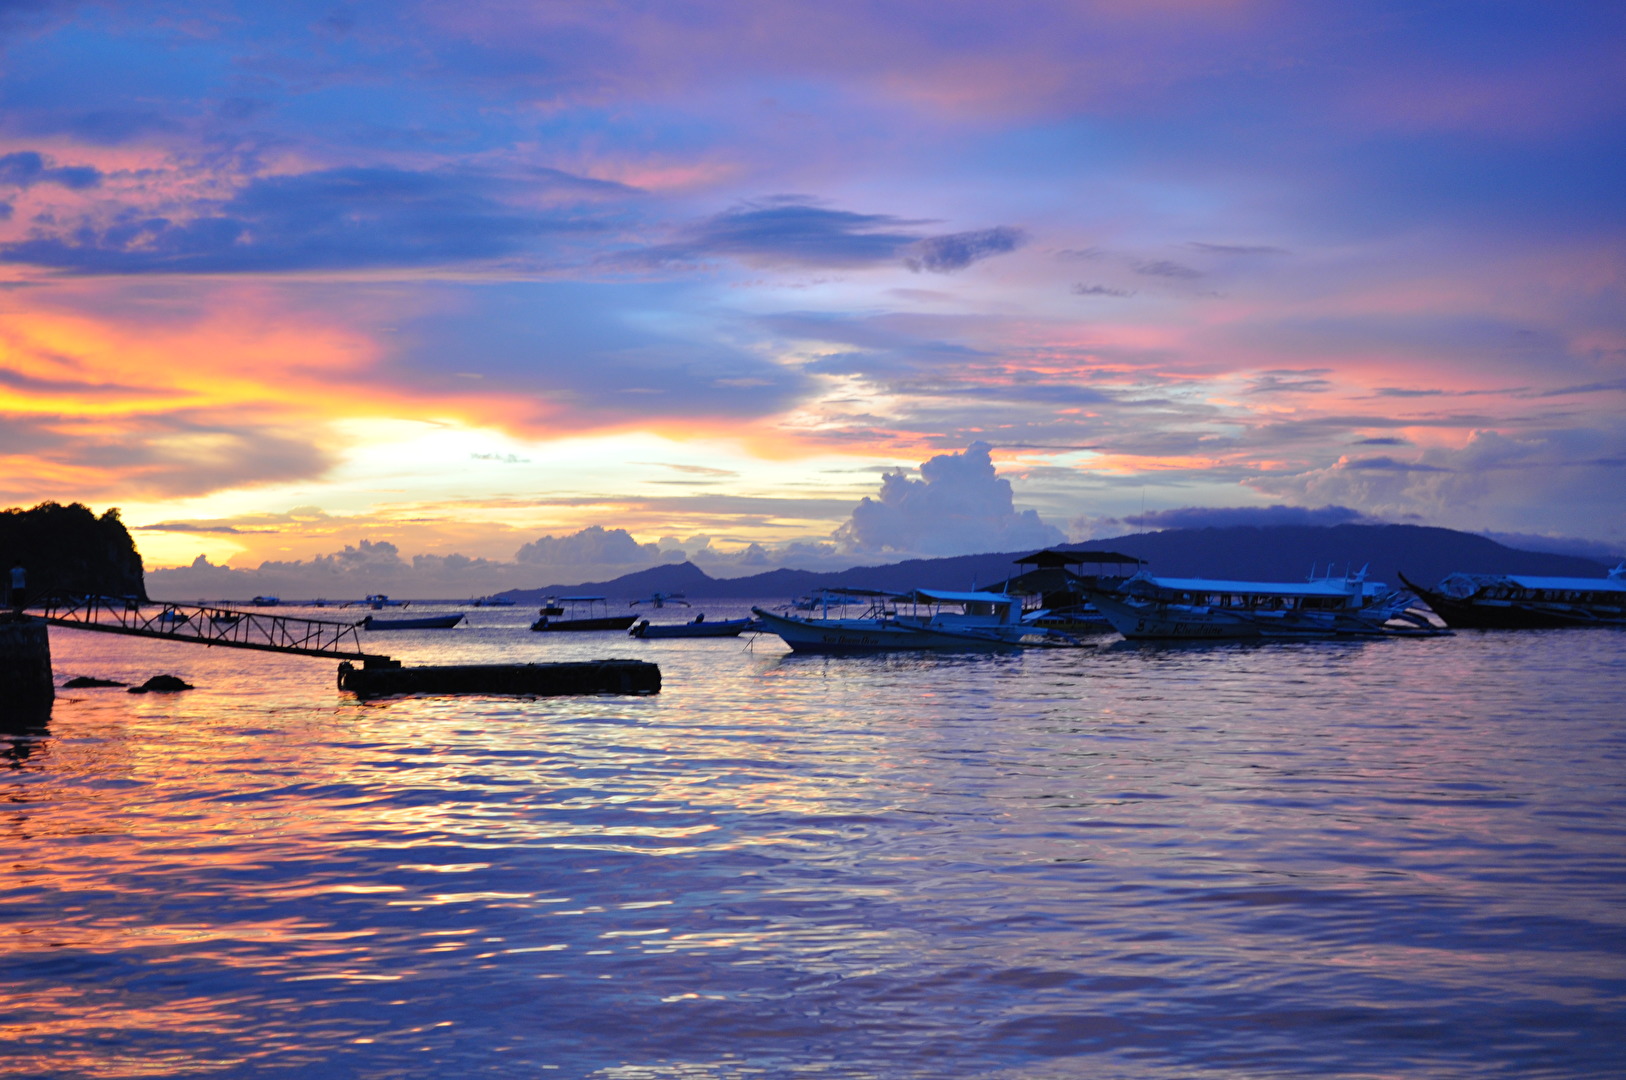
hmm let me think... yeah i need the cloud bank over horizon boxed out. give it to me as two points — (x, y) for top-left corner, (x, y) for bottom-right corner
(146, 443), (1075, 596)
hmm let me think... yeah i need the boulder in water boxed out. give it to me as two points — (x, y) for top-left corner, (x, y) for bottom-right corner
(128, 674), (194, 694)
(63, 676), (128, 688)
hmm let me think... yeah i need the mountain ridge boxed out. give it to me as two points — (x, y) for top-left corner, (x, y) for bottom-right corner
(494, 523), (1617, 603)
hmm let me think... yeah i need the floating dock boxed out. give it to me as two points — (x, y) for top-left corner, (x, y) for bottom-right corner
(337, 659), (660, 698)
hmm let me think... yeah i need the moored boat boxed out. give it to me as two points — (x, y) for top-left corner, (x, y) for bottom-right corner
(531, 596), (638, 632)
(751, 588), (1086, 653)
(630, 615), (752, 639)
(1085, 569), (1433, 641)
(1400, 565), (1626, 629)
(361, 613), (465, 630)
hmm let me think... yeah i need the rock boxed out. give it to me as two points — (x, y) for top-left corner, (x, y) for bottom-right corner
(63, 676), (128, 688)
(128, 674), (194, 694)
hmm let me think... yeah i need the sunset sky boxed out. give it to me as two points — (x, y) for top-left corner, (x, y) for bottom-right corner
(2, 1), (1622, 595)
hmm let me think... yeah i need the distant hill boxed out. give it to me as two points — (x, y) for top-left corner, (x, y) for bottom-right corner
(0, 501), (147, 601)
(495, 523), (1616, 603)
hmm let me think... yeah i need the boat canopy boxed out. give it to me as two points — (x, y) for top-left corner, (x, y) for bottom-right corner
(1442, 573), (1626, 594)
(1013, 548), (1143, 569)
(903, 589), (1021, 605)
(1130, 575), (1377, 597)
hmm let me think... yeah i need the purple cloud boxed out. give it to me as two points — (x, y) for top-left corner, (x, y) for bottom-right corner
(0, 151), (101, 190)
(1125, 505), (1376, 530)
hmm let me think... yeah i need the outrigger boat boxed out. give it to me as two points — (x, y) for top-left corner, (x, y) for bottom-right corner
(750, 588), (1087, 653)
(1400, 565), (1626, 629)
(630, 614), (753, 639)
(531, 596), (639, 632)
(1085, 568), (1440, 641)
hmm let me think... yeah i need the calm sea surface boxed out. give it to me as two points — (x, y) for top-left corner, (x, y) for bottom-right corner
(3, 604), (1624, 1079)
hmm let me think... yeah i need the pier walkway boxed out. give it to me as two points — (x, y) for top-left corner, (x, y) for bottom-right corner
(31, 596), (396, 666)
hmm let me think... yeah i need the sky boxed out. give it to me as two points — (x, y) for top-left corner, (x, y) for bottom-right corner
(1, 1), (1622, 596)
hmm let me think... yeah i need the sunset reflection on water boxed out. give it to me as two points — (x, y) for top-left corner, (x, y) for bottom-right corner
(3, 610), (1623, 1078)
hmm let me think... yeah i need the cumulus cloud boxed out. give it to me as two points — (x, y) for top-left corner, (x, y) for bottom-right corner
(1249, 427), (1626, 543)
(832, 441), (1064, 557)
(514, 524), (666, 565)
(144, 522), (860, 600)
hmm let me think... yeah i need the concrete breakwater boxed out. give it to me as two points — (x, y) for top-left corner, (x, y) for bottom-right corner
(0, 614), (53, 719)
(337, 659), (661, 698)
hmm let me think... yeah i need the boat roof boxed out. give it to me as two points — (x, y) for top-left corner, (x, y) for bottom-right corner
(904, 588), (1020, 604)
(1134, 575), (1373, 597)
(1447, 573), (1626, 593)
(1014, 548), (1143, 568)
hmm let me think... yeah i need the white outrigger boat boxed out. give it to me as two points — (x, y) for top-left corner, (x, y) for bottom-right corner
(751, 588), (1087, 653)
(1085, 568), (1441, 641)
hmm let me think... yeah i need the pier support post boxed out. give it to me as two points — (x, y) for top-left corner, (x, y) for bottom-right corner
(0, 613), (54, 720)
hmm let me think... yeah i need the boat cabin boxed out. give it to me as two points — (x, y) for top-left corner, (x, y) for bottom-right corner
(1119, 571), (1390, 612)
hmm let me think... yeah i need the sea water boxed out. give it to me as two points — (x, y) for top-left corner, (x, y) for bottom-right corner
(3, 604), (1623, 1079)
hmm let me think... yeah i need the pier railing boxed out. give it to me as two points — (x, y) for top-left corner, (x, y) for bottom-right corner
(32, 596), (395, 664)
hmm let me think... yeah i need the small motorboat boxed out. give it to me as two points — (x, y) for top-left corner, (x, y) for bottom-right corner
(365, 594), (407, 610)
(250, 595), (279, 606)
(630, 615), (752, 639)
(531, 596), (638, 632)
(360, 613), (465, 631)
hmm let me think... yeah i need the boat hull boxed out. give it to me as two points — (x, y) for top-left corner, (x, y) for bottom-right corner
(631, 618), (750, 639)
(1086, 592), (1261, 640)
(531, 615), (639, 632)
(362, 614), (464, 630)
(750, 607), (1022, 653)
(1404, 583), (1624, 629)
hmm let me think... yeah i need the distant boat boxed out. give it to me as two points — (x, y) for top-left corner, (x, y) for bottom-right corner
(250, 595), (279, 606)
(155, 609), (191, 627)
(538, 597), (565, 616)
(1400, 565), (1626, 629)
(361, 613), (464, 631)
(630, 615), (751, 639)
(209, 610), (242, 626)
(1084, 568), (1434, 640)
(531, 596), (638, 632)
(365, 594), (407, 610)
(631, 591), (689, 609)
(471, 595), (516, 607)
